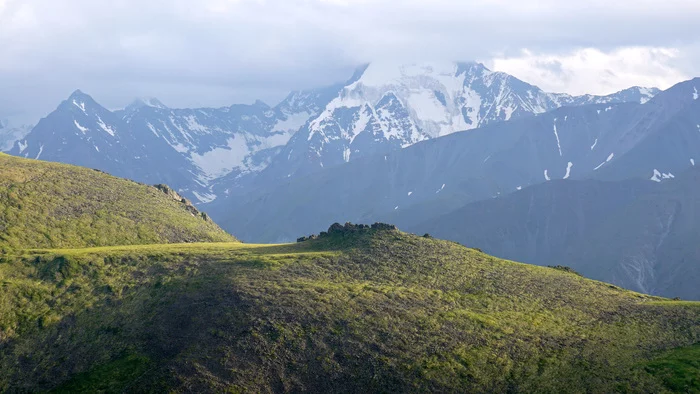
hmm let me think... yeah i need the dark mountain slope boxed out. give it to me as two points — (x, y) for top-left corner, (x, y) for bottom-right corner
(413, 167), (700, 299)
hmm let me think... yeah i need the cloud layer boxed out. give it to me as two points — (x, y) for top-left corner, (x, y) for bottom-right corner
(1, 0), (698, 121)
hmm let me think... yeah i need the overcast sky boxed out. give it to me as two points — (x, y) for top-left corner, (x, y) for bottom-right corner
(1, 0), (699, 123)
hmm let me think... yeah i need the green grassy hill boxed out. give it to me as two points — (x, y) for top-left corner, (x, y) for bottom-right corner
(0, 153), (235, 249)
(1, 226), (698, 393)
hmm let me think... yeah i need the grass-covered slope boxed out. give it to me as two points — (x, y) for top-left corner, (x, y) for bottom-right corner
(0, 153), (235, 249)
(1, 227), (698, 393)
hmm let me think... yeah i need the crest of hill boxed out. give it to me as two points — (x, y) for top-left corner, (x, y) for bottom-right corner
(0, 153), (236, 249)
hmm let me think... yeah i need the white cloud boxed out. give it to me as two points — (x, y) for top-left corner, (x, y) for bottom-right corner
(489, 47), (692, 95)
(0, 0), (699, 120)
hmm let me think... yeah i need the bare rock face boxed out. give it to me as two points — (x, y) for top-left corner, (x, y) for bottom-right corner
(154, 183), (209, 222)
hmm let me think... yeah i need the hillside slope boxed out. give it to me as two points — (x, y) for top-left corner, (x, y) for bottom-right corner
(412, 168), (700, 300)
(0, 226), (698, 392)
(0, 153), (235, 249)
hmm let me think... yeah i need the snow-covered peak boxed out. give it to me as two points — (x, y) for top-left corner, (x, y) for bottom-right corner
(68, 89), (91, 100)
(272, 61), (667, 181)
(348, 62), (477, 88)
(127, 97), (168, 110)
(61, 89), (105, 117)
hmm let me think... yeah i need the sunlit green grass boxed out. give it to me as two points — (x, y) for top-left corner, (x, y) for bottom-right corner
(2, 229), (699, 392)
(0, 153), (235, 250)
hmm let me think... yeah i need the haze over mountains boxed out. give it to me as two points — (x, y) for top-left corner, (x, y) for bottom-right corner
(3, 61), (700, 299)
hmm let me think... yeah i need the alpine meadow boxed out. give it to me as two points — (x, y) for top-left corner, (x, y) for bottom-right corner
(1, 0), (700, 393)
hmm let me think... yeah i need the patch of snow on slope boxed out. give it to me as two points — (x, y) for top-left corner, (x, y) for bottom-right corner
(503, 104), (515, 121)
(274, 111), (310, 133)
(192, 191), (217, 204)
(553, 119), (562, 156)
(650, 169), (675, 182)
(590, 138), (598, 150)
(190, 136), (249, 180)
(35, 145), (43, 160)
(168, 141), (189, 153)
(694, 87), (698, 100)
(408, 191), (413, 196)
(563, 162), (573, 179)
(544, 169), (551, 181)
(96, 116), (116, 137)
(184, 115), (209, 133)
(74, 120), (88, 134)
(349, 106), (371, 144)
(594, 153), (614, 171)
(462, 88), (482, 130)
(73, 100), (86, 114)
(146, 122), (159, 137)
(407, 89), (448, 127)
(436, 184), (446, 193)
(516, 186), (522, 190)
(343, 147), (351, 162)
(17, 140), (27, 153)
(691, 158), (695, 166)
(638, 87), (654, 104)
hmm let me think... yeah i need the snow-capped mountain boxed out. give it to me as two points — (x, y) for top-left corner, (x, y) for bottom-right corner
(211, 78), (697, 243)
(9, 83), (343, 202)
(7, 62), (660, 204)
(261, 62), (659, 180)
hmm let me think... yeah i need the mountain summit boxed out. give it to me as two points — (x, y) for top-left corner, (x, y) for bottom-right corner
(260, 61), (660, 180)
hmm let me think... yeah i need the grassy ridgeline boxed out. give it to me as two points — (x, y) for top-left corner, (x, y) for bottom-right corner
(1, 230), (698, 392)
(0, 153), (235, 249)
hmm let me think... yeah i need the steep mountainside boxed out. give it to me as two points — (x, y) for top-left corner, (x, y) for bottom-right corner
(211, 78), (698, 242)
(0, 153), (235, 249)
(412, 168), (700, 300)
(0, 227), (698, 392)
(259, 62), (659, 181)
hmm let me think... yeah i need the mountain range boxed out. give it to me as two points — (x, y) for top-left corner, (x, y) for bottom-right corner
(211, 78), (698, 243)
(261, 62), (659, 181)
(6, 85), (342, 203)
(4, 62), (659, 203)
